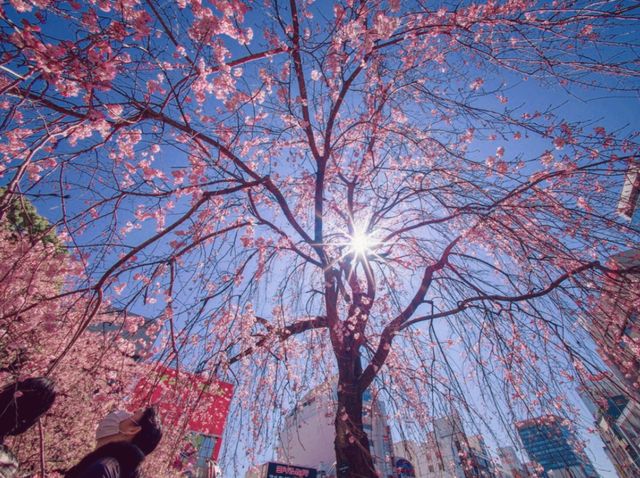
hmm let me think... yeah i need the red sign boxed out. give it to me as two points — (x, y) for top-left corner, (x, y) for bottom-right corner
(132, 365), (233, 458)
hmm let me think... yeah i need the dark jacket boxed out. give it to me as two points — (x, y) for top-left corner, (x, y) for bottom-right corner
(0, 445), (19, 478)
(65, 442), (145, 478)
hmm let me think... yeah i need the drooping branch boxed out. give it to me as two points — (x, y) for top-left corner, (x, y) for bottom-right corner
(400, 261), (605, 330)
(247, 191), (322, 267)
(45, 179), (265, 375)
(228, 315), (328, 365)
(359, 236), (460, 390)
(6, 87), (317, 255)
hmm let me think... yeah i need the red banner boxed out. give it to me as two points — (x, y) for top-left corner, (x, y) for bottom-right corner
(132, 365), (233, 447)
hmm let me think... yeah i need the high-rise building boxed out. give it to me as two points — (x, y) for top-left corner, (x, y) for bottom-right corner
(594, 163), (640, 398)
(587, 249), (640, 401)
(467, 435), (496, 478)
(433, 412), (470, 477)
(617, 161), (640, 226)
(276, 381), (395, 478)
(575, 167), (640, 478)
(516, 415), (599, 478)
(579, 376), (640, 478)
(393, 413), (496, 478)
(496, 446), (527, 478)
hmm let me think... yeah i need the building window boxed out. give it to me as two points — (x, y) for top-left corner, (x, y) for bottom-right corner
(623, 312), (638, 338)
(606, 395), (629, 421)
(197, 435), (217, 466)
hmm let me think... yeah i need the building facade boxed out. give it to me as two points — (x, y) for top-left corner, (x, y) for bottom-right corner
(467, 435), (496, 478)
(393, 413), (496, 478)
(133, 366), (233, 478)
(516, 415), (598, 478)
(596, 163), (640, 399)
(276, 381), (395, 478)
(496, 446), (527, 478)
(579, 376), (640, 478)
(588, 249), (640, 402)
(572, 167), (640, 478)
(394, 437), (450, 478)
(617, 161), (640, 226)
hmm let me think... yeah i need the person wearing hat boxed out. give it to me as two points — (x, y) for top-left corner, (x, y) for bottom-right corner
(65, 407), (162, 478)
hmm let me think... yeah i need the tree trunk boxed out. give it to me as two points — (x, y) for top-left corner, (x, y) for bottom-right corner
(334, 375), (377, 478)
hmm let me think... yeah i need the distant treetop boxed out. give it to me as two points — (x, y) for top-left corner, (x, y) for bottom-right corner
(0, 188), (63, 252)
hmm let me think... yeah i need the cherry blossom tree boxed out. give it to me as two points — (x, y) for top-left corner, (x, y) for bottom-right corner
(0, 198), (180, 476)
(1, 0), (639, 476)
(0, 230), (125, 475)
(0, 220), (195, 477)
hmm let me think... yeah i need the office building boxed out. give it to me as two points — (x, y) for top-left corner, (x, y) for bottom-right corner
(595, 162), (640, 399)
(393, 413), (496, 478)
(574, 168), (640, 478)
(497, 446), (527, 478)
(587, 249), (640, 402)
(467, 435), (496, 477)
(516, 415), (598, 478)
(617, 161), (640, 226)
(579, 376), (640, 478)
(276, 381), (395, 478)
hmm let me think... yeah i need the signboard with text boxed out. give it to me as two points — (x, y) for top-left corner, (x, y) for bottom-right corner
(264, 462), (317, 478)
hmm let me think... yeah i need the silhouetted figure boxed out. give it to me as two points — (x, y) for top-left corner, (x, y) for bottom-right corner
(65, 407), (162, 478)
(0, 377), (56, 478)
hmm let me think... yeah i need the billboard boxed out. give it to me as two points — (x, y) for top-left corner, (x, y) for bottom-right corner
(132, 365), (233, 459)
(264, 462), (317, 478)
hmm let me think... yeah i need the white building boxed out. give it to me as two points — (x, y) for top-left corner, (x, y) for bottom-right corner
(276, 381), (395, 477)
(394, 437), (451, 478)
(393, 413), (496, 478)
(497, 446), (526, 478)
(617, 160), (640, 224)
(467, 435), (495, 477)
(432, 413), (468, 477)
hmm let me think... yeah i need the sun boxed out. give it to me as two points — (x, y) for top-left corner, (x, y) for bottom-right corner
(349, 227), (376, 257)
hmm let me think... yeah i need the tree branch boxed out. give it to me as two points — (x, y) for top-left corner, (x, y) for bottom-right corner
(228, 315), (328, 365)
(359, 236), (460, 390)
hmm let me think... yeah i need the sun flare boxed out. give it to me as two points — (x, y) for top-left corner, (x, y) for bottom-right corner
(349, 228), (376, 256)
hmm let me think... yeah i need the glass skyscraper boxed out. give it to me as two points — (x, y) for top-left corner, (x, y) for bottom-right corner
(516, 415), (599, 478)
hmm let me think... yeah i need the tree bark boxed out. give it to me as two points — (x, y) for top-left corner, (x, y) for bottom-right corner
(334, 359), (377, 478)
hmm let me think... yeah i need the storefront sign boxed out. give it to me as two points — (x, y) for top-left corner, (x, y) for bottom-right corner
(265, 462), (317, 478)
